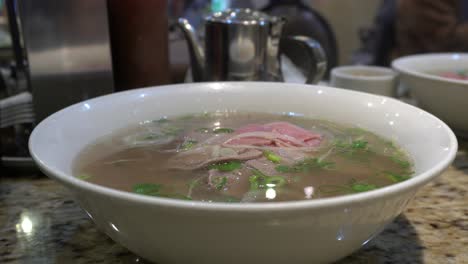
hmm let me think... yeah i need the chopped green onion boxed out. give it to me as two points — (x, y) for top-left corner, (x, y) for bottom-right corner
(334, 139), (373, 162)
(249, 175), (265, 190)
(335, 139), (368, 150)
(392, 157), (410, 168)
(181, 139), (198, 150)
(351, 140), (368, 149)
(133, 183), (162, 195)
(264, 151), (281, 163)
(133, 183), (191, 200)
(214, 176), (228, 190)
(209, 160), (242, 172)
(351, 183), (377, 193)
(77, 173), (92, 181)
(157, 193), (193, 200)
(249, 169), (287, 190)
(275, 158), (335, 173)
(140, 126), (181, 141)
(213, 127), (234, 134)
(385, 171), (411, 183)
(390, 150), (411, 169)
(275, 165), (291, 173)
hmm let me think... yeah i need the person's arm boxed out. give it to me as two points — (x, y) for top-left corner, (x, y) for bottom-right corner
(395, 0), (468, 56)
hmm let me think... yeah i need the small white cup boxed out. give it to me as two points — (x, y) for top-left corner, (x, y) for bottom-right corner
(330, 65), (397, 97)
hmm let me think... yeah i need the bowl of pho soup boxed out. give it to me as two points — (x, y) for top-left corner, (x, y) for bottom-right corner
(29, 82), (457, 264)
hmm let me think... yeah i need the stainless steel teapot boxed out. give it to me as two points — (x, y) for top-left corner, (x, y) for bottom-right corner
(178, 8), (327, 83)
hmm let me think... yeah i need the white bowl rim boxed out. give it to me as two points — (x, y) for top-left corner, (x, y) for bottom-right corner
(331, 65), (396, 80)
(29, 82), (458, 213)
(392, 52), (468, 85)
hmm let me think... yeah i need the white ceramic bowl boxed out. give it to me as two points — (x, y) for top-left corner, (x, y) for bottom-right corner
(29, 82), (457, 264)
(330, 65), (397, 97)
(392, 53), (468, 134)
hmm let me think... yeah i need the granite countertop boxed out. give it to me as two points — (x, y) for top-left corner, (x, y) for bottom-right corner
(1, 142), (467, 264)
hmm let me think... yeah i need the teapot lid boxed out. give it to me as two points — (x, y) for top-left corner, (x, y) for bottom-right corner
(206, 8), (274, 26)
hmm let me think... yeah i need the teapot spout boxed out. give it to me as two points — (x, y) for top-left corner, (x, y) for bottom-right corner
(177, 18), (205, 82)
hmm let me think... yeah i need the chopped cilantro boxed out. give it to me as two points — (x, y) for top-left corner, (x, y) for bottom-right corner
(391, 156), (410, 168)
(209, 160), (242, 172)
(334, 139), (373, 162)
(213, 127), (235, 134)
(181, 139), (198, 150)
(249, 169), (287, 190)
(275, 164), (291, 173)
(133, 183), (162, 195)
(195, 127), (234, 134)
(77, 173), (92, 181)
(335, 139), (368, 150)
(275, 158), (335, 173)
(133, 183), (191, 200)
(351, 183), (377, 193)
(214, 176), (228, 190)
(249, 174), (264, 190)
(385, 171), (411, 183)
(351, 140), (368, 149)
(390, 151), (411, 169)
(139, 125), (181, 141)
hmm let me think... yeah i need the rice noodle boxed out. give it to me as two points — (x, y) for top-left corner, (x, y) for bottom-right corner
(317, 147), (335, 163)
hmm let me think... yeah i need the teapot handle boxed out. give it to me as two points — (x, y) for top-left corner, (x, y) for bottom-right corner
(280, 36), (327, 84)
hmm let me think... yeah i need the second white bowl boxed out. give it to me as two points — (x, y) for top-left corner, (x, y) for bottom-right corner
(392, 53), (468, 134)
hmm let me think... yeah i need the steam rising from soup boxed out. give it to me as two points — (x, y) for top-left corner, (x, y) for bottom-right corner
(73, 112), (413, 203)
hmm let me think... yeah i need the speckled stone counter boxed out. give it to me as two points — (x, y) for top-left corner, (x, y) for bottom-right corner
(1, 142), (467, 264)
